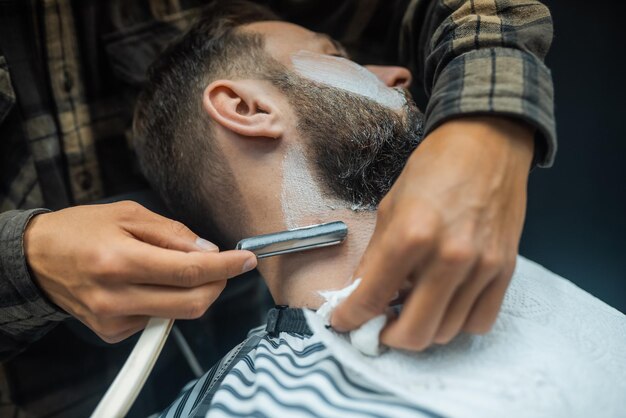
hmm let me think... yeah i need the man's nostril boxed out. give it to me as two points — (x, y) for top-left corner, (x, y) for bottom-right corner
(395, 77), (410, 88)
(364, 65), (413, 88)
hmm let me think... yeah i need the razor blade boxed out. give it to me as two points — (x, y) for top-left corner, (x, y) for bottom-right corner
(236, 221), (348, 258)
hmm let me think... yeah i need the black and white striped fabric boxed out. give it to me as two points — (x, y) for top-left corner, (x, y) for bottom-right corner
(159, 308), (444, 418)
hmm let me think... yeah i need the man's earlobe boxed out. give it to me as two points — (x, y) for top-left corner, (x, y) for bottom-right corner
(202, 80), (284, 139)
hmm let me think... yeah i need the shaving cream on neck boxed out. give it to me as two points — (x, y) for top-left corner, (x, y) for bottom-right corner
(291, 50), (406, 110)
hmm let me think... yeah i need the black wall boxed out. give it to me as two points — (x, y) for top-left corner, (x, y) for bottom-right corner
(520, 1), (626, 312)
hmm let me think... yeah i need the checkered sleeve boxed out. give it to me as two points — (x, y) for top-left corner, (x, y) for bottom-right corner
(0, 209), (69, 360)
(401, 0), (556, 167)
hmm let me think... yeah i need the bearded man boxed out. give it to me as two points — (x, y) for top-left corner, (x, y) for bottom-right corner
(133, 3), (626, 417)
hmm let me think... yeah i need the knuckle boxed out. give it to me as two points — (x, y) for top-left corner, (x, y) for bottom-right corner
(118, 200), (143, 215)
(88, 248), (122, 280)
(212, 280), (227, 295)
(402, 223), (436, 249)
(186, 298), (210, 319)
(440, 239), (476, 265)
(100, 329), (118, 342)
(480, 251), (504, 272)
(98, 329), (124, 344)
(92, 320), (121, 343)
(354, 294), (387, 318)
(330, 308), (353, 330)
(177, 264), (204, 287)
(87, 292), (115, 317)
(333, 296), (383, 330)
(169, 220), (190, 236)
(198, 285), (218, 302)
(201, 288), (221, 306)
(116, 200), (149, 223)
(97, 333), (117, 344)
(329, 307), (350, 329)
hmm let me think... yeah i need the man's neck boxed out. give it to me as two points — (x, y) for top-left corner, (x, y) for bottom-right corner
(256, 209), (377, 309)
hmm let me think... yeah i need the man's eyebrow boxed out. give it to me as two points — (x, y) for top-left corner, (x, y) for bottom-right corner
(314, 32), (350, 58)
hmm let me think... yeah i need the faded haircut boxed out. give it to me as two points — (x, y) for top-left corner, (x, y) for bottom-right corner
(133, 1), (279, 241)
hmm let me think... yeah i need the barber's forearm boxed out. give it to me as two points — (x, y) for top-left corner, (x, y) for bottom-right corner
(0, 209), (69, 360)
(403, 0), (556, 167)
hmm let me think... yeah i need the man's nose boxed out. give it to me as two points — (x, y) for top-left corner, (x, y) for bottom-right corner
(365, 65), (412, 88)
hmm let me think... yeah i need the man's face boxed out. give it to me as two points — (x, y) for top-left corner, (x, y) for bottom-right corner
(243, 21), (424, 207)
(243, 21), (411, 102)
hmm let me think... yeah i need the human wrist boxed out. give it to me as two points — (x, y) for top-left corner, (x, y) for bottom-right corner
(0, 209), (68, 325)
(425, 49), (556, 167)
(23, 211), (50, 284)
(22, 211), (69, 314)
(428, 116), (535, 171)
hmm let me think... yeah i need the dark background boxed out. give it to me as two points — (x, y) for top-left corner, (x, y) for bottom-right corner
(519, 0), (626, 313)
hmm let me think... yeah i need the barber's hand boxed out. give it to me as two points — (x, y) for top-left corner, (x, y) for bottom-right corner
(24, 201), (257, 343)
(331, 116), (535, 350)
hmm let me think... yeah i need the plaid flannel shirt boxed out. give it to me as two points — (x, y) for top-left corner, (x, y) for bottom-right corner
(0, 0), (554, 415)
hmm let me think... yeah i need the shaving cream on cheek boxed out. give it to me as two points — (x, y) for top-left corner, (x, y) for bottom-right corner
(281, 144), (345, 229)
(291, 50), (406, 110)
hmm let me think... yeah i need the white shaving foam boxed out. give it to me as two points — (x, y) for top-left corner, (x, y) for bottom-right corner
(291, 50), (406, 110)
(281, 144), (344, 229)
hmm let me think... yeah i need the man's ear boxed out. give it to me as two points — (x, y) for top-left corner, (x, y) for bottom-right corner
(202, 79), (285, 139)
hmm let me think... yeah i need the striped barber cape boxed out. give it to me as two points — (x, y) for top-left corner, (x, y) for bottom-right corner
(159, 307), (443, 418)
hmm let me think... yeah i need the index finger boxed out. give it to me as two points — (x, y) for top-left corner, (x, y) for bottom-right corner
(331, 216), (435, 331)
(122, 208), (218, 253)
(120, 239), (257, 287)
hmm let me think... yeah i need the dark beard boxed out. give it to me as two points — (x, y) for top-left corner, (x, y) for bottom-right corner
(271, 72), (424, 208)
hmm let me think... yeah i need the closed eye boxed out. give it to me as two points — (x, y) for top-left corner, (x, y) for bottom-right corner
(314, 32), (350, 59)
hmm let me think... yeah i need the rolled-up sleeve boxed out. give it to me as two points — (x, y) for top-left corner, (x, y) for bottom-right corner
(401, 0), (556, 167)
(0, 209), (69, 361)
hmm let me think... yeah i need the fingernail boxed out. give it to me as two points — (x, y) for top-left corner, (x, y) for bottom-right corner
(195, 237), (219, 252)
(242, 257), (257, 273)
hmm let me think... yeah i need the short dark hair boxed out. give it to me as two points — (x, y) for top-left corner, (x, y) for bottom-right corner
(133, 1), (278, 241)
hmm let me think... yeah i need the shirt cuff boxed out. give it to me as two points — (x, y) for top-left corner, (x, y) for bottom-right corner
(424, 48), (557, 168)
(0, 209), (69, 338)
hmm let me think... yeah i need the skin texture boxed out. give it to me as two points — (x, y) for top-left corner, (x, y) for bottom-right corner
(202, 21), (535, 349)
(24, 201), (257, 343)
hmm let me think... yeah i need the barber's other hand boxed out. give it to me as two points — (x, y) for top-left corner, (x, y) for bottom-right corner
(331, 116), (534, 350)
(24, 201), (257, 343)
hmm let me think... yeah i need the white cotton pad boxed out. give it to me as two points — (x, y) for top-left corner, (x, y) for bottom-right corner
(305, 256), (626, 418)
(316, 278), (388, 356)
(316, 278), (361, 323)
(291, 50), (406, 110)
(349, 314), (387, 356)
